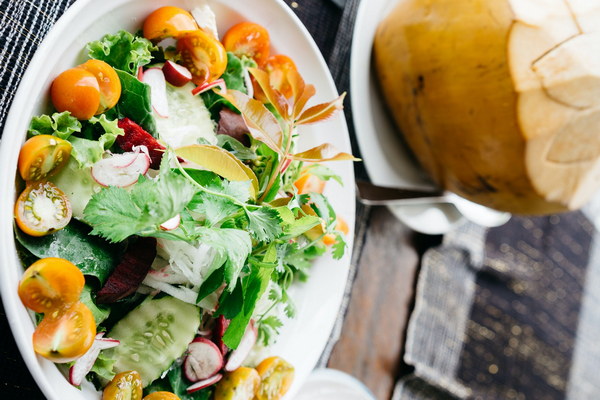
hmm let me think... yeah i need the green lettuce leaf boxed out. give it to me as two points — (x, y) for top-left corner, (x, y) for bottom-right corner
(87, 30), (156, 75)
(28, 111), (81, 139)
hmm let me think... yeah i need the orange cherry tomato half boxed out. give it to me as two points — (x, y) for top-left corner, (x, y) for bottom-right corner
(33, 301), (96, 363)
(255, 356), (295, 400)
(18, 134), (72, 182)
(264, 55), (297, 99)
(51, 67), (100, 120)
(222, 22), (270, 66)
(214, 367), (261, 400)
(143, 392), (181, 400)
(143, 6), (199, 41)
(18, 257), (84, 313)
(14, 181), (72, 237)
(78, 59), (121, 114)
(323, 216), (349, 246)
(177, 29), (227, 85)
(294, 172), (325, 195)
(103, 371), (143, 400)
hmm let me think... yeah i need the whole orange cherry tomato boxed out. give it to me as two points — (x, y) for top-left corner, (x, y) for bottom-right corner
(51, 67), (100, 120)
(14, 181), (72, 237)
(255, 356), (295, 400)
(143, 392), (181, 400)
(103, 371), (143, 400)
(264, 55), (297, 99)
(18, 257), (84, 313)
(18, 135), (72, 182)
(222, 22), (270, 66)
(143, 6), (198, 41)
(33, 301), (96, 363)
(177, 29), (227, 85)
(78, 60), (121, 114)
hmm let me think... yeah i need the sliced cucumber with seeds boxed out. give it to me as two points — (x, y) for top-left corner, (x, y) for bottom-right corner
(106, 296), (201, 387)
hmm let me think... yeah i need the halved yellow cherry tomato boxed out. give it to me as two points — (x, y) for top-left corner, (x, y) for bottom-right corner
(264, 55), (297, 99)
(222, 22), (270, 66)
(14, 181), (72, 237)
(143, 6), (199, 41)
(18, 257), (84, 313)
(18, 135), (72, 182)
(255, 356), (295, 400)
(103, 371), (143, 400)
(33, 301), (96, 363)
(143, 392), (181, 400)
(177, 29), (227, 85)
(294, 172), (325, 195)
(51, 67), (100, 120)
(78, 59), (121, 114)
(214, 367), (260, 400)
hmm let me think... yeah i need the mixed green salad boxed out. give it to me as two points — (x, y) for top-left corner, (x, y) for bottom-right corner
(13, 4), (355, 400)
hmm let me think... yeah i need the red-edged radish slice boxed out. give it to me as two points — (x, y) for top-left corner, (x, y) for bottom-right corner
(91, 152), (150, 187)
(160, 214), (181, 230)
(142, 68), (169, 118)
(213, 315), (230, 356)
(242, 67), (254, 99)
(186, 373), (223, 393)
(191, 78), (226, 96)
(224, 321), (257, 371)
(69, 333), (120, 386)
(184, 337), (224, 382)
(191, 5), (219, 38)
(137, 66), (144, 81)
(162, 61), (193, 87)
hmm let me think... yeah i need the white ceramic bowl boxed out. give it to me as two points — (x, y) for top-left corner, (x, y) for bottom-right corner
(0, 0), (355, 398)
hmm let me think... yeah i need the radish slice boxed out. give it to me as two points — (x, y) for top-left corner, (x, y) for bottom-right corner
(213, 315), (230, 355)
(142, 68), (170, 118)
(69, 333), (120, 386)
(184, 337), (224, 382)
(186, 373), (222, 393)
(160, 214), (181, 230)
(137, 66), (144, 81)
(242, 67), (254, 99)
(91, 151), (150, 187)
(163, 61), (193, 87)
(156, 37), (177, 50)
(191, 78), (226, 96)
(224, 321), (257, 371)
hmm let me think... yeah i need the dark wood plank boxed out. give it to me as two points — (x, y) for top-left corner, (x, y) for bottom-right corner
(327, 207), (420, 399)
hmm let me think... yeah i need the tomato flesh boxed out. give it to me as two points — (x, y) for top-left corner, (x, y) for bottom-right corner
(18, 135), (72, 182)
(15, 181), (72, 237)
(103, 371), (143, 400)
(215, 367), (261, 400)
(143, 6), (198, 41)
(33, 302), (96, 363)
(294, 172), (325, 195)
(143, 392), (181, 400)
(265, 55), (298, 99)
(255, 357), (294, 400)
(223, 22), (270, 66)
(177, 29), (227, 85)
(51, 67), (100, 120)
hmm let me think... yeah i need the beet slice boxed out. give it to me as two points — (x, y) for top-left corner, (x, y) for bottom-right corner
(117, 118), (167, 169)
(96, 237), (157, 304)
(217, 107), (250, 147)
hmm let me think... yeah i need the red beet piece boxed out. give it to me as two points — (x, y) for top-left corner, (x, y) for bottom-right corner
(96, 237), (157, 304)
(117, 118), (166, 169)
(217, 108), (250, 147)
(213, 315), (230, 355)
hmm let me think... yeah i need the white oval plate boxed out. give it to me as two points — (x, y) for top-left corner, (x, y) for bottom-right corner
(350, 0), (509, 234)
(0, 1), (355, 399)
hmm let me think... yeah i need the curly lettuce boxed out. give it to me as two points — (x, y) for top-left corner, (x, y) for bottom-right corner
(86, 30), (156, 75)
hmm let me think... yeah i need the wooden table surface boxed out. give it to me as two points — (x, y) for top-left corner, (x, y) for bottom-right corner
(0, 1), (438, 398)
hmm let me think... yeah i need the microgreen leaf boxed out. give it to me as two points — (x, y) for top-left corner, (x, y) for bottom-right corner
(248, 67), (290, 119)
(296, 93), (346, 125)
(291, 143), (359, 162)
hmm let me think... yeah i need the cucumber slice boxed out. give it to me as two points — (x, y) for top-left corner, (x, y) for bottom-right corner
(107, 296), (201, 387)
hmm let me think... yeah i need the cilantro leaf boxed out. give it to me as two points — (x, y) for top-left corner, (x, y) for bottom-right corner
(245, 207), (282, 242)
(257, 315), (283, 347)
(188, 192), (242, 227)
(87, 30), (156, 75)
(276, 206), (320, 238)
(84, 160), (197, 242)
(332, 232), (347, 260)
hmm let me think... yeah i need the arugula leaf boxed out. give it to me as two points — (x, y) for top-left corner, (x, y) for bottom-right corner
(245, 207), (282, 242)
(214, 279), (243, 319)
(197, 267), (225, 303)
(28, 111), (81, 138)
(87, 30), (156, 75)
(84, 157), (197, 242)
(14, 220), (124, 284)
(106, 69), (157, 135)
